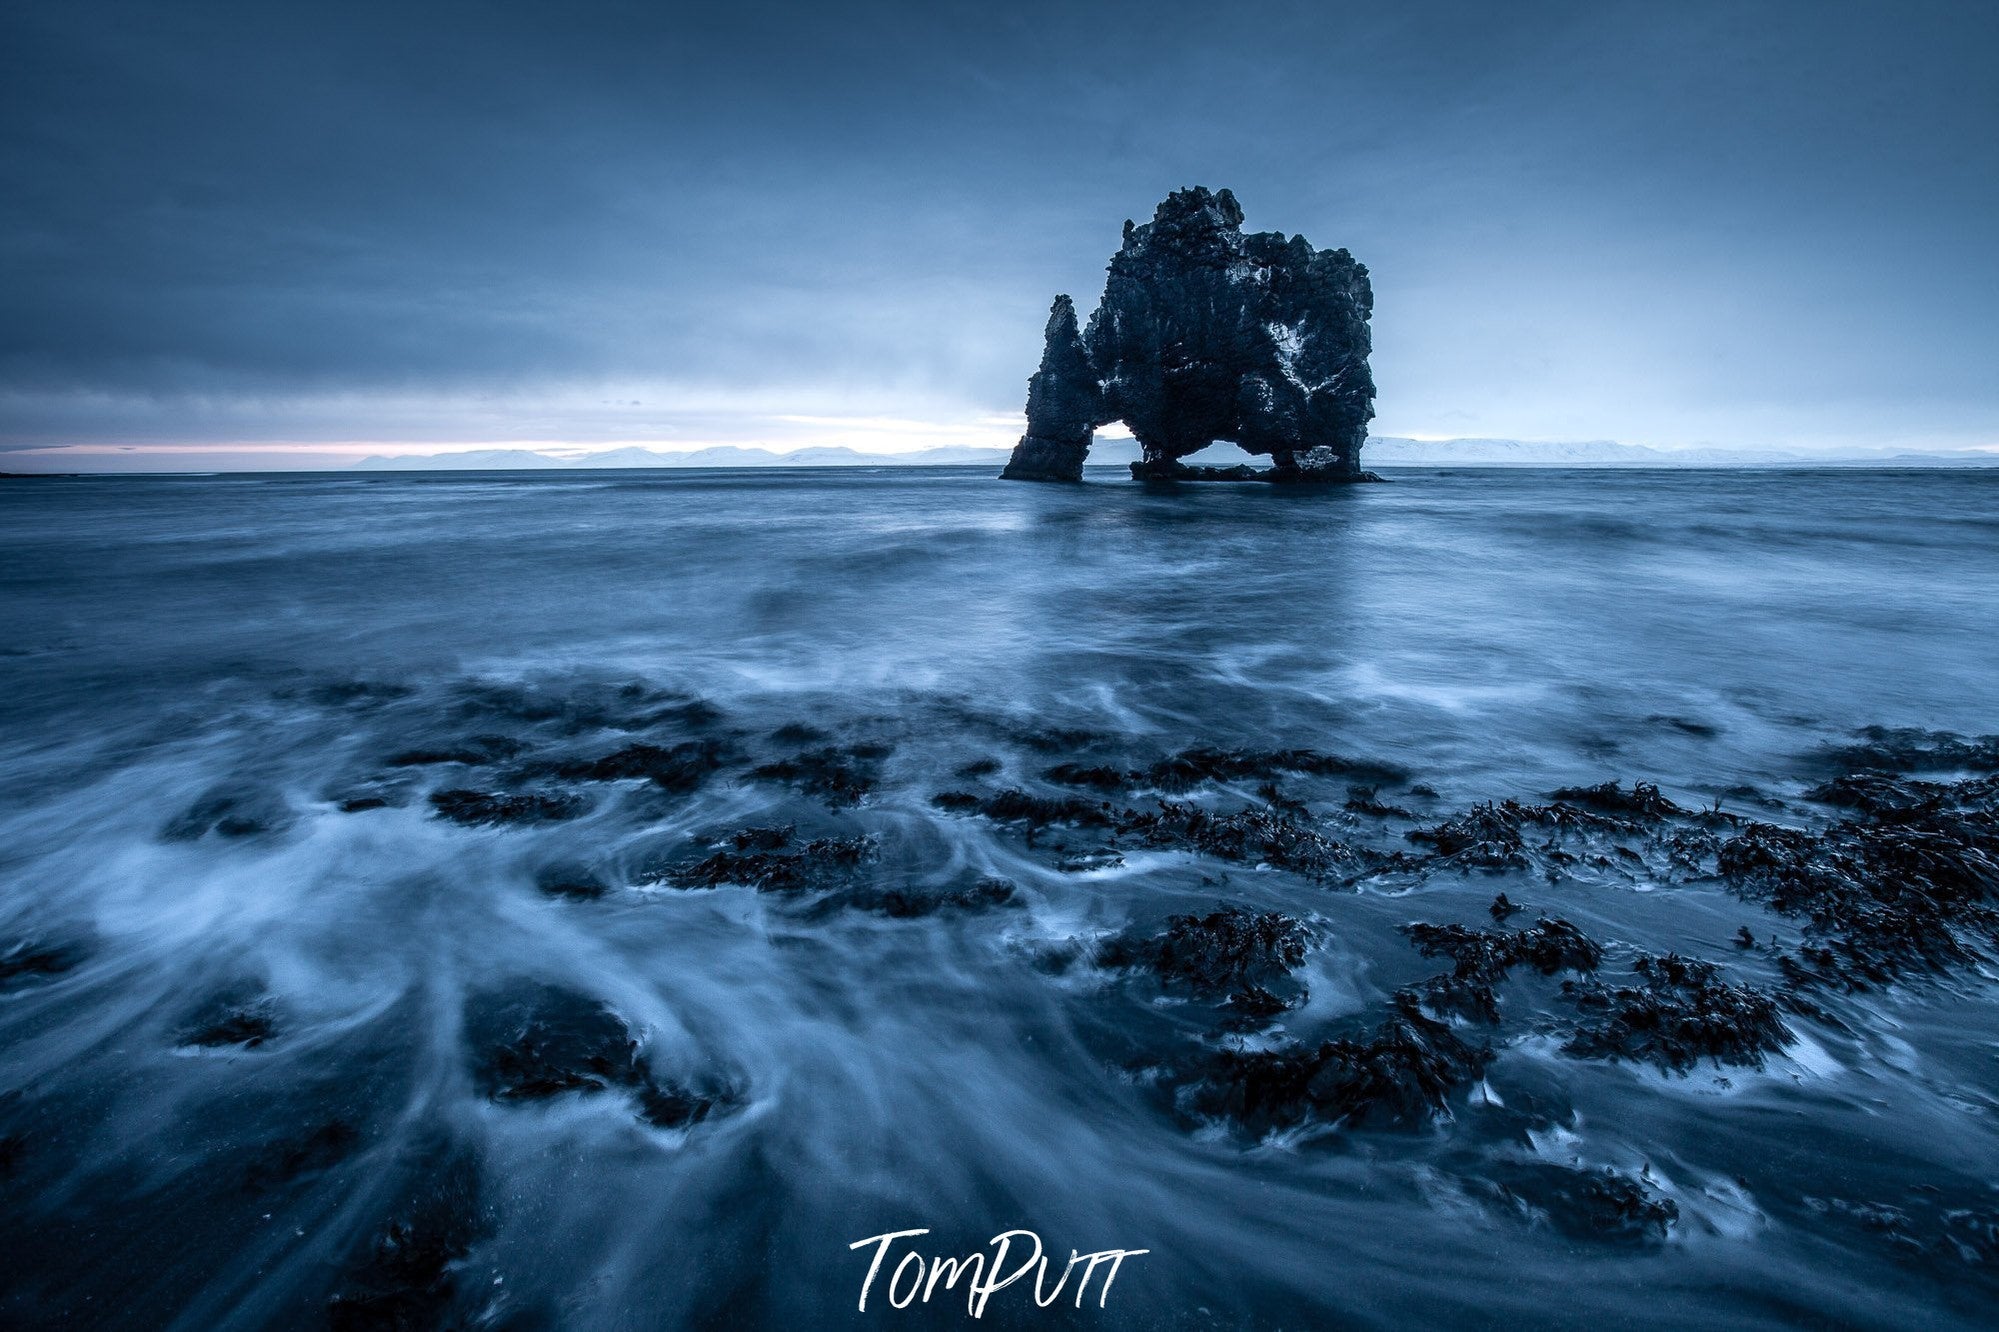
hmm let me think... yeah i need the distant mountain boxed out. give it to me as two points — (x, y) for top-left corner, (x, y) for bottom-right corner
(350, 436), (1995, 471)
(351, 444), (1020, 470)
(1360, 437), (1808, 466)
(351, 448), (571, 470)
(1364, 437), (1998, 467)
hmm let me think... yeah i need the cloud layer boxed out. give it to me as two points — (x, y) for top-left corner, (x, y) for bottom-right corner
(4, 0), (1996, 462)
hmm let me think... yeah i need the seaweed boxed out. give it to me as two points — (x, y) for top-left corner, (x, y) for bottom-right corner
(161, 788), (293, 840)
(1409, 796), (1644, 869)
(179, 999), (279, 1049)
(1407, 801), (1530, 867)
(826, 876), (1019, 919)
(932, 787), (1117, 830)
(1118, 802), (1359, 877)
(1718, 794), (1999, 988)
(1404, 917), (1604, 982)
(1804, 771), (1999, 818)
(1100, 906), (1308, 996)
(1401, 916), (1603, 1025)
(1817, 727), (1999, 775)
(0, 939), (87, 990)
(666, 834), (876, 893)
(749, 743), (890, 806)
(1478, 1163), (1678, 1243)
(730, 824), (795, 852)
(1548, 780), (1683, 821)
(1132, 746), (1400, 792)
(428, 789), (585, 826)
(556, 739), (724, 793)
(1343, 785), (1411, 817)
(1190, 997), (1492, 1132)
(1802, 1193), (1999, 1268)
(1561, 953), (1791, 1071)
(462, 984), (731, 1129)
(1043, 762), (1127, 790)
(533, 865), (609, 900)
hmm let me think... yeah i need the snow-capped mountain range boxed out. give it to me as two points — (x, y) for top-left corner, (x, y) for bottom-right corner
(350, 437), (1996, 470)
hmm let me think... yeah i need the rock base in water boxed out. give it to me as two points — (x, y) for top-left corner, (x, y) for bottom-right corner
(1129, 458), (1387, 484)
(999, 434), (1092, 483)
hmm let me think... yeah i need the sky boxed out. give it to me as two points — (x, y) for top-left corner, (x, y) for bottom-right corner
(3, 0), (1997, 470)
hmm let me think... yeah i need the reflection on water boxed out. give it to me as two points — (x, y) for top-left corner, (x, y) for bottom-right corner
(0, 466), (1996, 1329)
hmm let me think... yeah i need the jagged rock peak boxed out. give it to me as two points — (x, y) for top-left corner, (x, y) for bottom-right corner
(1001, 186), (1379, 485)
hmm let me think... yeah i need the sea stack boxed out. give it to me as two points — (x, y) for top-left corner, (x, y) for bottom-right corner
(1001, 187), (1378, 483)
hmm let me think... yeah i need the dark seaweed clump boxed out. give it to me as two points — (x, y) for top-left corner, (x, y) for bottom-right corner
(1118, 802), (1360, 878)
(161, 788), (292, 840)
(1343, 784), (1412, 818)
(1190, 996), (1492, 1132)
(1476, 1162), (1679, 1244)
(1132, 747), (1400, 791)
(0, 939), (86, 990)
(1719, 772), (1999, 989)
(1561, 953), (1792, 1071)
(825, 875), (1020, 919)
(178, 995), (279, 1048)
(1802, 1193), (1999, 1268)
(554, 739), (725, 793)
(444, 678), (716, 734)
(1102, 906), (1308, 997)
(533, 865), (609, 900)
(1402, 917), (1603, 1023)
(1548, 780), (1684, 821)
(749, 742), (890, 806)
(1815, 726), (1999, 775)
(428, 789), (586, 826)
(463, 985), (729, 1130)
(1043, 762), (1127, 790)
(1407, 797), (1642, 869)
(665, 830), (876, 894)
(1409, 802), (1529, 867)
(730, 824), (795, 851)
(1035, 746), (1402, 794)
(932, 787), (1116, 830)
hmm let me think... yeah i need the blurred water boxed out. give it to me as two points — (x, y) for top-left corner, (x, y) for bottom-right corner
(0, 466), (1995, 1329)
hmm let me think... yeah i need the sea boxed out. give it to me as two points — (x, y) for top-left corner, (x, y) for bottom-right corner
(1, 465), (1995, 1329)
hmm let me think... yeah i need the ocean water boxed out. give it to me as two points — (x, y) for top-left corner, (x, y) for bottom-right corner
(0, 465), (1995, 1329)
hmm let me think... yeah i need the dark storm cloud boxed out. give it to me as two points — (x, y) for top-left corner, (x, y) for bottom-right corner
(2, 0), (1996, 453)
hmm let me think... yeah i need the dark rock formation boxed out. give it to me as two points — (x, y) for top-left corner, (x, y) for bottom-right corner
(1001, 186), (1377, 483)
(999, 295), (1101, 482)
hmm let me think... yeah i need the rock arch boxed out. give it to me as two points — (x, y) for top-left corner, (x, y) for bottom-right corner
(1001, 187), (1378, 484)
